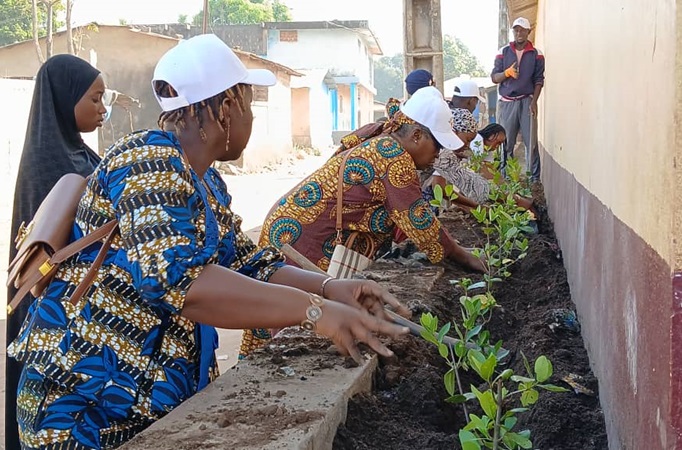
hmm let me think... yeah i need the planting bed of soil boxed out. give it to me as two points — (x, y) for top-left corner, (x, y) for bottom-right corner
(333, 185), (609, 450)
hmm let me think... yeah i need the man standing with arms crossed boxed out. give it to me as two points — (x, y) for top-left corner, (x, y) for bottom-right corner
(491, 17), (545, 181)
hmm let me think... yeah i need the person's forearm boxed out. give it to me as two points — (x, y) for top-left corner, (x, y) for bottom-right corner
(183, 264), (310, 329)
(454, 193), (479, 208)
(533, 84), (543, 101)
(492, 72), (507, 84)
(267, 265), (329, 295)
(442, 229), (472, 262)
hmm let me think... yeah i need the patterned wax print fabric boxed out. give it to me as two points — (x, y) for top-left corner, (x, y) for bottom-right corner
(431, 149), (492, 204)
(259, 134), (456, 272)
(7, 130), (284, 449)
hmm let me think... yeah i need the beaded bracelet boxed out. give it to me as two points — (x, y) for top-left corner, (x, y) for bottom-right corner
(300, 293), (324, 331)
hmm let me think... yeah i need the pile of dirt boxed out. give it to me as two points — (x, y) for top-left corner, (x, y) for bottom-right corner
(333, 186), (608, 450)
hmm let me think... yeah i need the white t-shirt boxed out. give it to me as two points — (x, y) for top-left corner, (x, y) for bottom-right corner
(470, 134), (495, 163)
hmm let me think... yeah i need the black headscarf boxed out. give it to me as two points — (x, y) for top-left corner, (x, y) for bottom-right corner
(5, 54), (102, 450)
(10, 54), (102, 260)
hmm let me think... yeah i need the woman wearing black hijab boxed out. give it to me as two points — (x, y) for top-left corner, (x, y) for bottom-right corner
(5, 54), (107, 450)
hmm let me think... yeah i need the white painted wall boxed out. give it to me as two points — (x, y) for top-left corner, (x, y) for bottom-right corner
(266, 28), (374, 89)
(244, 82), (293, 170)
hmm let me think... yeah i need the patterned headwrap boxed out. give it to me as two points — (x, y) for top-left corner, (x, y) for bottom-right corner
(450, 107), (478, 134)
(336, 98), (416, 154)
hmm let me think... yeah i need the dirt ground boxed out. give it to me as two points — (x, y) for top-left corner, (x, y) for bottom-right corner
(333, 185), (609, 450)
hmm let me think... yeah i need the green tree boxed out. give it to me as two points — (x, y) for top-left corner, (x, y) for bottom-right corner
(373, 34), (487, 102)
(272, 0), (291, 21)
(0, 0), (34, 46)
(193, 0), (292, 26)
(374, 54), (404, 104)
(0, 0), (64, 49)
(443, 35), (487, 79)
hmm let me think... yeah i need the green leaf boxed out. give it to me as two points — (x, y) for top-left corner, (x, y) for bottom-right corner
(437, 322), (452, 342)
(520, 389), (539, 407)
(438, 343), (449, 359)
(419, 329), (438, 345)
(467, 413), (491, 433)
(429, 199), (441, 207)
(444, 184), (455, 198)
(444, 369), (456, 396)
(504, 431), (533, 449)
(520, 351), (533, 377)
(455, 341), (467, 358)
(503, 416), (518, 431)
(459, 430), (482, 450)
(471, 386), (497, 418)
(479, 354), (497, 382)
(511, 375), (535, 383)
(505, 227), (519, 240)
(538, 383), (570, 393)
(445, 394), (469, 404)
(534, 356), (553, 383)
(499, 369), (514, 381)
(465, 324), (483, 342)
(433, 184), (443, 202)
(467, 281), (487, 291)
(419, 312), (437, 331)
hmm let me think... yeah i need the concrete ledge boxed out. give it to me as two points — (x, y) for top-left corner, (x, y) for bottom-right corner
(121, 334), (377, 450)
(122, 264), (444, 449)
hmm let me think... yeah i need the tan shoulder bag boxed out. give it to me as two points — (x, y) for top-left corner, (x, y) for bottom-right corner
(7, 173), (118, 315)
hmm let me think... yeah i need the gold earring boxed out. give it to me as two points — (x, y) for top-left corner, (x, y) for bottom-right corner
(224, 116), (231, 153)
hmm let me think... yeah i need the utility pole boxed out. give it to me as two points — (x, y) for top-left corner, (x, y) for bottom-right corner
(498, 0), (509, 49)
(402, 0), (444, 96)
(202, 0), (209, 33)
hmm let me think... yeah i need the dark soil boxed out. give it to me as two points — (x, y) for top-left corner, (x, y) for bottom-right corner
(333, 185), (608, 450)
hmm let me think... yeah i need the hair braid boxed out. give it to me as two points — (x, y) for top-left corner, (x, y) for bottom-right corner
(155, 81), (248, 134)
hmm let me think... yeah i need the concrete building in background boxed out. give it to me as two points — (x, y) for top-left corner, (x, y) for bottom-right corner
(143, 21), (383, 148)
(506, 0), (682, 448)
(0, 24), (301, 170)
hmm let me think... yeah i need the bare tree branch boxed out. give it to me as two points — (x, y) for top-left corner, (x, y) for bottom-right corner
(66, 0), (74, 54)
(31, 0), (44, 63)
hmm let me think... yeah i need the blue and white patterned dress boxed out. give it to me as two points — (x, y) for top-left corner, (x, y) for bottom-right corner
(8, 130), (284, 449)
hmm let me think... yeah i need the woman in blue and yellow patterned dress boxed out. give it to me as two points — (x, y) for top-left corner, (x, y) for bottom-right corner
(7, 35), (409, 450)
(259, 86), (485, 273)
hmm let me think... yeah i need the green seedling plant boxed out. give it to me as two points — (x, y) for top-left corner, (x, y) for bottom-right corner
(470, 203), (532, 291)
(429, 183), (459, 215)
(421, 312), (568, 450)
(419, 280), (508, 419)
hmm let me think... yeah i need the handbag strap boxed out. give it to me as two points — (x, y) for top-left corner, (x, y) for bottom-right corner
(7, 220), (119, 315)
(68, 222), (119, 306)
(335, 149), (355, 244)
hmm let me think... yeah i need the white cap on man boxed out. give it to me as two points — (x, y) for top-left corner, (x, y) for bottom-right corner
(401, 86), (464, 150)
(152, 34), (276, 112)
(512, 17), (531, 30)
(452, 79), (485, 102)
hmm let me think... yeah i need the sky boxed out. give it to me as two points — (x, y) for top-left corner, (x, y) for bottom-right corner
(71, 0), (500, 70)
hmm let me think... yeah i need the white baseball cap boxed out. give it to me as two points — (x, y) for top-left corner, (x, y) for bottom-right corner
(452, 79), (484, 101)
(512, 17), (531, 30)
(401, 86), (464, 150)
(152, 34), (276, 112)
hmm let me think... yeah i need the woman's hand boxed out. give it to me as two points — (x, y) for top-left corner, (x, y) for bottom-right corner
(323, 279), (412, 320)
(315, 299), (410, 363)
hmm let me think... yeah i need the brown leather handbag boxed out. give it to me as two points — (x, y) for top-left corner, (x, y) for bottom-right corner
(7, 173), (118, 315)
